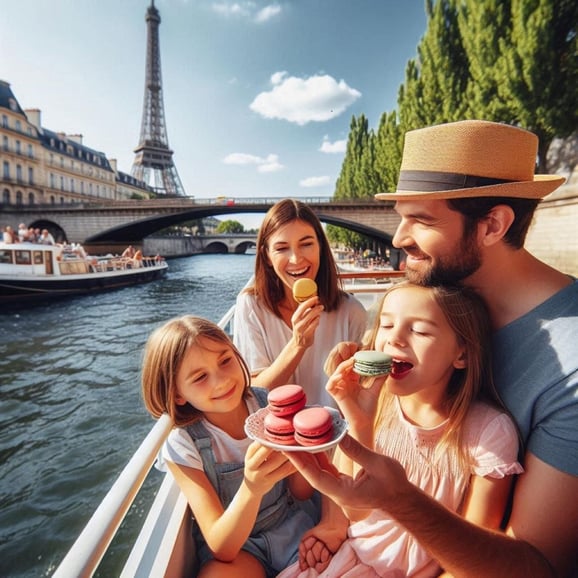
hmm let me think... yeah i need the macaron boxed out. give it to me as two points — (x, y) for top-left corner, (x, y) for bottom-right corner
(267, 384), (307, 417)
(352, 350), (393, 377)
(263, 412), (296, 445)
(292, 278), (318, 303)
(293, 407), (334, 446)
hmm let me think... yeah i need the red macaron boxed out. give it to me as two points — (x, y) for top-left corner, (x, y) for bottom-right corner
(293, 407), (334, 446)
(263, 412), (296, 446)
(267, 384), (306, 417)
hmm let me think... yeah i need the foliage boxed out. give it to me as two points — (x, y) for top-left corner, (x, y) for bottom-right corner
(332, 0), (578, 213)
(216, 219), (245, 234)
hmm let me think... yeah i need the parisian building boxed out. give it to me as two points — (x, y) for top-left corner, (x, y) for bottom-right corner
(0, 80), (154, 207)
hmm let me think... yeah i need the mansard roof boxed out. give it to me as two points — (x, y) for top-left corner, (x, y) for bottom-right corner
(0, 80), (26, 117)
(39, 128), (113, 172)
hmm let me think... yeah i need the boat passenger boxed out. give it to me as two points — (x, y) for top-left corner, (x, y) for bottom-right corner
(279, 282), (522, 578)
(39, 229), (55, 245)
(233, 199), (367, 407)
(286, 120), (578, 578)
(141, 316), (318, 578)
(3, 225), (15, 244)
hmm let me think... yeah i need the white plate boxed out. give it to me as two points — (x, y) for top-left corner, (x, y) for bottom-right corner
(244, 406), (348, 453)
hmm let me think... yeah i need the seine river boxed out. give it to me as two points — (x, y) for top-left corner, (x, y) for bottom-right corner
(0, 253), (256, 578)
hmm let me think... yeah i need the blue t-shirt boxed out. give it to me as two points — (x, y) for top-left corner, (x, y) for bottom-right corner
(492, 279), (578, 475)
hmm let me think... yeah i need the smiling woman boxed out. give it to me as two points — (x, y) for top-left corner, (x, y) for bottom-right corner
(233, 198), (368, 407)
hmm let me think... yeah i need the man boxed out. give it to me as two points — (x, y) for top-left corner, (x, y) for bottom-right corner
(288, 120), (578, 577)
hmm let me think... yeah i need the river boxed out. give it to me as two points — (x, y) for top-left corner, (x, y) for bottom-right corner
(0, 253), (256, 578)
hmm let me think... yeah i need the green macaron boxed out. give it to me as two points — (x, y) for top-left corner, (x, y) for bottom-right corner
(352, 350), (392, 377)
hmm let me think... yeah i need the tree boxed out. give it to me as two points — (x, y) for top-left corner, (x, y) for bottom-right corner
(216, 220), (244, 234)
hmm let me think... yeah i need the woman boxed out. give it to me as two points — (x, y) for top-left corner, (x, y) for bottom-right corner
(233, 199), (367, 407)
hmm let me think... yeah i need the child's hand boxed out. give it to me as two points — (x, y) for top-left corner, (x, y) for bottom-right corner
(324, 341), (359, 376)
(298, 534), (332, 572)
(243, 441), (295, 496)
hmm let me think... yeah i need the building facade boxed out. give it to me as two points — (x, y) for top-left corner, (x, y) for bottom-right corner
(0, 80), (154, 207)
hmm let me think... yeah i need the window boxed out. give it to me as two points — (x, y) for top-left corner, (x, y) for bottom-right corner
(15, 120), (21, 132)
(33, 251), (43, 264)
(28, 167), (33, 185)
(50, 195), (55, 204)
(27, 144), (33, 158)
(15, 250), (32, 265)
(16, 191), (23, 205)
(0, 250), (13, 264)
(60, 176), (64, 191)
(71, 179), (75, 193)
(2, 189), (10, 203)
(3, 161), (9, 179)
(1, 115), (8, 128)
(50, 173), (55, 188)
(28, 192), (35, 205)
(16, 165), (23, 182)
(2, 136), (7, 151)
(15, 140), (21, 154)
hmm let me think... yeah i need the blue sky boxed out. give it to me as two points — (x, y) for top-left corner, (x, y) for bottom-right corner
(0, 0), (427, 227)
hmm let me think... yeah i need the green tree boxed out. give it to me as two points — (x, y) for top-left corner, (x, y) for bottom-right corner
(216, 220), (244, 234)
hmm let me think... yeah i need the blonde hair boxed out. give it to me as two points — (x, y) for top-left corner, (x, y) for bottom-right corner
(141, 316), (251, 427)
(370, 282), (506, 469)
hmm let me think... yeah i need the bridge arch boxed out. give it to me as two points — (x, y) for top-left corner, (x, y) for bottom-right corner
(203, 241), (228, 254)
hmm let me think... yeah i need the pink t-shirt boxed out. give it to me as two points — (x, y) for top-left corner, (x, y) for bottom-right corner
(347, 399), (523, 577)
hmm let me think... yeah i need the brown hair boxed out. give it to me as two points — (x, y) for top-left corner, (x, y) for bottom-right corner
(141, 316), (251, 427)
(448, 197), (539, 249)
(248, 198), (344, 316)
(370, 282), (508, 468)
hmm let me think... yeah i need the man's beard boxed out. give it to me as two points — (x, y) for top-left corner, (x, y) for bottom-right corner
(404, 231), (482, 286)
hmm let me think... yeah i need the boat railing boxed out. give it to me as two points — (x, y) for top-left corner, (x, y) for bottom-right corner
(51, 273), (397, 577)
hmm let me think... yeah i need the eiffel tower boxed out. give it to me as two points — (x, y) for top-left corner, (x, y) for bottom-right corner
(131, 0), (186, 196)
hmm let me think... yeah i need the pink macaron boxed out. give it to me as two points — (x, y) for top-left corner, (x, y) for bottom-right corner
(267, 384), (307, 417)
(293, 407), (334, 446)
(263, 412), (296, 446)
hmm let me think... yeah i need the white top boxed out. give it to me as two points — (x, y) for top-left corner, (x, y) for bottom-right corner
(157, 390), (262, 472)
(233, 291), (367, 407)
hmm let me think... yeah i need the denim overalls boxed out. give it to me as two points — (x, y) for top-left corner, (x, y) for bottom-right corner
(186, 387), (318, 577)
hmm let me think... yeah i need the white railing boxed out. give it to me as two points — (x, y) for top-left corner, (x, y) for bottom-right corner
(51, 273), (400, 577)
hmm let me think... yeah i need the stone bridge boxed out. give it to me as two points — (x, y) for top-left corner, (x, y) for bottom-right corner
(0, 197), (401, 247)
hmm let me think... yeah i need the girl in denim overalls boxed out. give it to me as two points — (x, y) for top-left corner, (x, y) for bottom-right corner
(142, 316), (318, 577)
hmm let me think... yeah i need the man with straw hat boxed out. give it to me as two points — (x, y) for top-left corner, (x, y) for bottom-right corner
(286, 120), (578, 577)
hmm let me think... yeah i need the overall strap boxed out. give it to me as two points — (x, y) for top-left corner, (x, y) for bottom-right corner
(251, 386), (269, 408)
(185, 421), (220, 493)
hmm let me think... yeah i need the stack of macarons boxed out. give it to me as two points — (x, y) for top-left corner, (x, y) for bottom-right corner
(292, 278), (318, 303)
(352, 350), (393, 378)
(263, 384), (334, 447)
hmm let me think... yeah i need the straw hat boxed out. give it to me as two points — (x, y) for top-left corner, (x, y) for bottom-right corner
(375, 120), (565, 201)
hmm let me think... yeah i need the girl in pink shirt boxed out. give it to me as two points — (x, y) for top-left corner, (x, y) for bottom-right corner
(279, 282), (522, 577)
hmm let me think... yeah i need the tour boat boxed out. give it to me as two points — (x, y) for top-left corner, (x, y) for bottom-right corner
(0, 241), (168, 305)
(51, 270), (403, 578)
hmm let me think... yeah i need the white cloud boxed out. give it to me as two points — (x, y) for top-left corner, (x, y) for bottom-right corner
(320, 136), (347, 153)
(223, 152), (284, 173)
(255, 5), (282, 23)
(211, 2), (282, 23)
(299, 176), (332, 188)
(250, 72), (361, 125)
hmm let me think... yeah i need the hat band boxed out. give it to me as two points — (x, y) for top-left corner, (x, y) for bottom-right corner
(397, 170), (516, 192)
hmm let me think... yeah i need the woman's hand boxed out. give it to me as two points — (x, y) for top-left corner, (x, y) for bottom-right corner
(243, 442), (295, 496)
(290, 296), (323, 349)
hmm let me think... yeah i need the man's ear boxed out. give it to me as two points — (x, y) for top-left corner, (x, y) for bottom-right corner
(479, 205), (515, 247)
